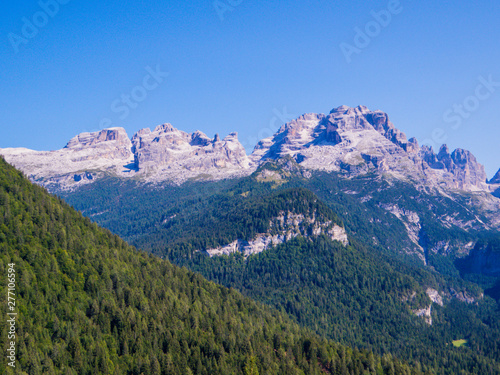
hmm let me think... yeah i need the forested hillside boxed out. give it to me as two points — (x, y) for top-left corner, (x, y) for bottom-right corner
(59, 162), (500, 374)
(60, 161), (481, 273)
(0, 156), (428, 374)
(144, 183), (500, 374)
(185, 236), (500, 374)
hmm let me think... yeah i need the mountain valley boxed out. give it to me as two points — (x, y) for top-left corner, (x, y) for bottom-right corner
(2, 106), (500, 374)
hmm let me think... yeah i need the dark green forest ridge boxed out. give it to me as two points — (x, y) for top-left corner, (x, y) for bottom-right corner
(59, 161), (500, 374)
(0, 156), (430, 374)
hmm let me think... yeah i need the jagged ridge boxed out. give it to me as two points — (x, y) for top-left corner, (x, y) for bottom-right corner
(1, 106), (498, 195)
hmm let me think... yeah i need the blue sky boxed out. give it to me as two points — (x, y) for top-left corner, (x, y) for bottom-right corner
(1, 0), (499, 177)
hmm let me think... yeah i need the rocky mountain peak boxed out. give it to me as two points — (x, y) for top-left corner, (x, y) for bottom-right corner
(330, 105), (348, 114)
(61, 127), (133, 163)
(436, 144), (453, 170)
(190, 131), (212, 146)
(417, 144), (488, 189)
(451, 148), (475, 165)
(406, 137), (419, 153)
(223, 132), (238, 141)
(490, 169), (500, 184)
(204, 210), (348, 258)
(438, 144), (450, 159)
(132, 123), (252, 181)
(65, 127), (131, 149)
(419, 146), (439, 168)
(250, 106), (491, 192)
(252, 106), (411, 164)
(330, 105), (370, 116)
(0, 105), (495, 194)
(135, 128), (152, 136)
(0, 127), (135, 190)
(153, 123), (177, 133)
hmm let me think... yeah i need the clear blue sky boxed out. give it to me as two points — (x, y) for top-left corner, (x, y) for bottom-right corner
(1, 0), (499, 177)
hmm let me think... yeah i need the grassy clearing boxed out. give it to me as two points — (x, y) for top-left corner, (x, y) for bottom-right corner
(452, 340), (468, 348)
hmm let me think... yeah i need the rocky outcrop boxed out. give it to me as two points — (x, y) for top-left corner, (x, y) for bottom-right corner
(130, 125), (253, 184)
(0, 125), (254, 189)
(413, 305), (433, 325)
(0, 128), (135, 190)
(426, 288), (444, 306)
(0, 106), (496, 195)
(250, 105), (491, 192)
(131, 124), (252, 178)
(411, 286), (479, 325)
(378, 203), (426, 262)
(204, 211), (348, 258)
(418, 145), (488, 190)
(447, 288), (477, 304)
(412, 289), (443, 325)
(251, 106), (417, 180)
(63, 128), (133, 163)
(65, 128), (131, 150)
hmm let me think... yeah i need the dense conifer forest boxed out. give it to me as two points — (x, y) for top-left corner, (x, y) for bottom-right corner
(0, 156), (431, 374)
(59, 163), (500, 374)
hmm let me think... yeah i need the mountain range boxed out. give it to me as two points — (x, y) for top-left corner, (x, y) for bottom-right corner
(2, 105), (500, 373)
(3, 105), (500, 251)
(2, 105), (499, 194)
(2, 155), (428, 374)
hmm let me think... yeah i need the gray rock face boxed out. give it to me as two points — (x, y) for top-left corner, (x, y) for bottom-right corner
(450, 148), (487, 188)
(0, 123), (253, 189)
(65, 128), (131, 149)
(0, 127), (135, 190)
(131, 124), (252, 177)
(204, 211), (349, 258)
(406, 137), (419, 154)
(418, 145), (488, 190)
(0, 105), (495, 195)
(251, 106), (410, 166)
(251, 105), (490, 191)
(62, 128), (133, 162)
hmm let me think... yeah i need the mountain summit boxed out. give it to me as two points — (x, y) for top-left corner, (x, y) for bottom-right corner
(1, 106), (498, 194)
(0, 125), (253, 188)
(131, 123), (252, 176)
(252, 105), (490, 191)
